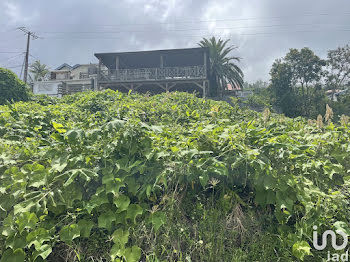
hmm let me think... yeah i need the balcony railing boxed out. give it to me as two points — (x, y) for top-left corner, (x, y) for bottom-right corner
(98, 65), (206, 82)
(79, 72), (90, 79)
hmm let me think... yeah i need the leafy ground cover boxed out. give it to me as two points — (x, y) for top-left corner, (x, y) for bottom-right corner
(0, 90), (349, 261)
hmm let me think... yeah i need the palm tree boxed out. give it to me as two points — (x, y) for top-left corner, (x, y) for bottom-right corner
(199, 37), (244, 97)
(29, 60), (49, 82)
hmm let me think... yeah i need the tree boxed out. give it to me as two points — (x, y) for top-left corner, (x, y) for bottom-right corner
(29, 60), (49, 82)
(326, 44), (350, 99)
(199, 37), (243, 97)
(269, 59), (299, 117)
(270, 48), (326, 117)
(0, 68), (30, 104)
(285, 48), (325, 113)
(245, 79), (268, 90)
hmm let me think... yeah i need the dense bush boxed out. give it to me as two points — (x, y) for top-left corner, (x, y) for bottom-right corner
(0, 90), (349, 261)
(0, 68), (30, 105)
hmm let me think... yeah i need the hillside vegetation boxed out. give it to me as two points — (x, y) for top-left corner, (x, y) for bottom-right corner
(0, 91), (349, 262)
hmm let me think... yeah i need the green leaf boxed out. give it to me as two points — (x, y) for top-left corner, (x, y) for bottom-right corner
(85, 190), (109, 213)
(113, 195), (130, 212)
(5, 233), (27, 250)
(124, 245), (141, 262)
(50, 153), (69, 173)
(59, 224), (80, 243)
(1, 215), (15, 237)
(0, 248), (25, 262)
(105, 177), (125, 196)
(62, 183), (83, 208)
(16, 212), (38, 233)
(98, 210), (115, 231)
(292, 241), (311, 261)
(14, 197), (40, 215)
(124, 177), (139, 196)
(22, 163), (47, 188)
(263, 175), (275, 190)
(106, 119), (125, 131)
(199, 172), (209, 188)
(146, 185), (152, 198)
(77, 219), (94, 238)
(111, 228), (129, 245)
(333, 221), (350, 236)
(52, 122), (66, 133)
(26, 228), (50, 250)
(147, 211), (166, 232)
(63, 169), (80, 187)
(65, 129), (83, 144)
(32, 244), (52, 261)
(126, 204), (143, 224)
(110, 242), (124, 261)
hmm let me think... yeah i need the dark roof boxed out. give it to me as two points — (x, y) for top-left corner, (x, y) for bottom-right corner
(94, 47), (208, 59)
(56, 63), (72, 70)
(95, 47), (209, 69)
(72, 64), (81, 69)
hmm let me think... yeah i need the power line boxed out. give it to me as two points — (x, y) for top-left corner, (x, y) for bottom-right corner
(35, 22), (348, 35)
(0, 53), (24, 63)
(0, 51), (23, 54)
(10, 11), (350, 28)
(6, 65), (23, 69)
(38, 28), (350, 40)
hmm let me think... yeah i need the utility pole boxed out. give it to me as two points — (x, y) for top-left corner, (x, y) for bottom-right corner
(17, 27), (39, 84)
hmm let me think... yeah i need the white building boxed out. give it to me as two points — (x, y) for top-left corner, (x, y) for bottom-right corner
(32, 63), (99, 97)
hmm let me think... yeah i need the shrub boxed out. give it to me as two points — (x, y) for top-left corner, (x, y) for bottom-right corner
(0, 68), (30, 105)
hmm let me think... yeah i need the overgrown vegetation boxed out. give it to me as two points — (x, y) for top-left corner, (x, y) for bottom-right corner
(0, 90), (349, 261)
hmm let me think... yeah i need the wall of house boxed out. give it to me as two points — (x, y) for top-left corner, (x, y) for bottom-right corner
(70, 65), (97, 80)
(55, 72), (70, 80)
(32, 81), (61, 96)
(70, 65), (90, 80)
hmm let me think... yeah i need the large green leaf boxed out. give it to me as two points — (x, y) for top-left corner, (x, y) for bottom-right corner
(0, 248), (25, 262)
(16, 212), (38, 233)
(111, 228), (129, 245)
(59, 224), (80, 243)
(292, 241), (311, 261)
(113, 195), (130, 212)
(124, 245), (141, 262)
(126, 204), (143, 224)
(32, 244), (52, 261)
(147, 211), (166, 232)
(98, 210), (116, 231)
(77, 219), (94, 238)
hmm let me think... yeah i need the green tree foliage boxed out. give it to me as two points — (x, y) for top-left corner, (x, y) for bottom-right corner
(199, 37), (244, 97)
(331, 93), (350, 118)
(0, 90), (349, 261)
(29, 60), (49, 82)
(269, 59), (298, 117)
(0, 68), (30, 105)
(326, 45), (350, 99)
(244, 79), (268, 90)
(270, 48), (326, 118)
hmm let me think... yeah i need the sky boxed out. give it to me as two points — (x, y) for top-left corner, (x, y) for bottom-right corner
(0, 0), (349, 83)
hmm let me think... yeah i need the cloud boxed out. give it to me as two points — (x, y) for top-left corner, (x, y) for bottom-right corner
(0, 0), (349, 82)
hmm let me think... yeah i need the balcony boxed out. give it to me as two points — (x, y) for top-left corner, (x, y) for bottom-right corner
(98, 65), (206, 83)
(79, 72), (90, 79)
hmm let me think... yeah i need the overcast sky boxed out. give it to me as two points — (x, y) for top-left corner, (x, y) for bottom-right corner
(0, 0), (349, 83)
